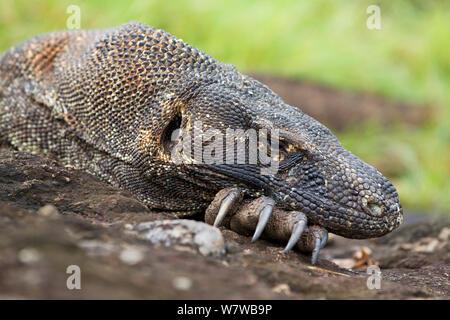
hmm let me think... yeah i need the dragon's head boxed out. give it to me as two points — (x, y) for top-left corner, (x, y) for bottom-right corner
(162, 63), (403, 239)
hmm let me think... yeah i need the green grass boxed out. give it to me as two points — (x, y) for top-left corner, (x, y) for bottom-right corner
(1, 0), (449, 214)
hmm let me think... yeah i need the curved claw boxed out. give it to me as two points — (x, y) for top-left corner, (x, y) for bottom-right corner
(311, 227), (328, 265)
(251, 200), (275, 242)
(320, 229), (328, 249)
(311, 237), (322, 265)
(283, 215), (307, 253)
(213, 189), (240, 227)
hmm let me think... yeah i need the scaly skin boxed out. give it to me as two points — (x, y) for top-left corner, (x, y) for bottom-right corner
(0, 22), (403, 263)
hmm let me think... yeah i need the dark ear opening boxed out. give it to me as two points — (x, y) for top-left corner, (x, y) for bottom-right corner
(162, 113), (182, 154)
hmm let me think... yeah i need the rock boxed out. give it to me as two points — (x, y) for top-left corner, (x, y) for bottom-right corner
(37, 204), (59, 218)
(134, 220), (226, 257)
(172, 276), (193, 291)
(18, 248), (42, 264)
(119, 247), (144, 265)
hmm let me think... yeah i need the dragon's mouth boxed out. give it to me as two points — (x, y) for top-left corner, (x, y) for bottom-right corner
(192, 162), (403, 239)
(270, 185), (403, 239)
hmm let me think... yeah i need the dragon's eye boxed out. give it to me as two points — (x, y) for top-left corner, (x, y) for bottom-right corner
(162, 113), (182, 153)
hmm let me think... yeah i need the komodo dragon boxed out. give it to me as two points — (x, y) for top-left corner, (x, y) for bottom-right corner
(0, 22), (403, 264)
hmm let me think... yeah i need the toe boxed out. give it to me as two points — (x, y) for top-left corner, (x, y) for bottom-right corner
(251, 198), (275, 242)
(296, 226), (328, 265)
(205, 187), (242, 227)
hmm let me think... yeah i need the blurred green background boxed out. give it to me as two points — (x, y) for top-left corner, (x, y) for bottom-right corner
(1, 0), (449, 215)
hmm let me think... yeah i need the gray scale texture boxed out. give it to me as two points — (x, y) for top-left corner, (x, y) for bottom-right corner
(0, 22), (403, 239)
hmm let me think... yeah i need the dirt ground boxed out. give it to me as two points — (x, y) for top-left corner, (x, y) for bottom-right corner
(0, 76), (447, 299)
(0, 150), (448, 299)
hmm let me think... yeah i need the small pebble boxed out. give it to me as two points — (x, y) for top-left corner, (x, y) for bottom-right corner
(438, 227), (449, 242)
(18, 248), (41, 264)
(119, 247), (144, 265)
(272, 283), (291, 295)
(124, 223), (134, 230)
(37, 204), (59, 218)
(413, 238), (439, 253)
(78, 240), (115, 256)
(172, 276), (192, 291)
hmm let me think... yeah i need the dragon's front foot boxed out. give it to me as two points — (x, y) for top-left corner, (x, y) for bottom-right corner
(205, 187), (328, 264)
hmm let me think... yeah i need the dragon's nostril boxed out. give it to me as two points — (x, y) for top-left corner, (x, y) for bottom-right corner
(368, 202), (383, 216)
